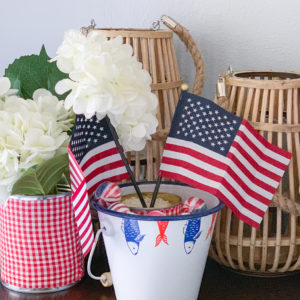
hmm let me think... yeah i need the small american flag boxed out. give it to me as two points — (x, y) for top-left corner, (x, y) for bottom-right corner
(69, 114), (129, 256)
(159, 92), (292, 228)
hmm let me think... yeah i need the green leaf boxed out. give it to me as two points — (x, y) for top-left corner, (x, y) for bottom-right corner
(36, 153), (69, 195)
(4, 45), (68, 100)
(12, 153), (70, 196)
(11, 167), (45, 195)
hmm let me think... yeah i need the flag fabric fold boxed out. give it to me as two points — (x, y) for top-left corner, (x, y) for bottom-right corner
(159, 92), (292, 228)
(69, 115), (130, 256)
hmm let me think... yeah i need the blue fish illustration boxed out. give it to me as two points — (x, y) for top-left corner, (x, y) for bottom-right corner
(183, 219), (202, 254)
(121, 219), (145, 255)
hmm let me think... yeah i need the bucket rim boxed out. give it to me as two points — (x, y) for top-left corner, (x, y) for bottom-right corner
(8, 192), (72, 201)
(93, 181), (224, 221)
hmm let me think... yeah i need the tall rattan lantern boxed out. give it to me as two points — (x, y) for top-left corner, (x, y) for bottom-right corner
(212, 70), (300, 275)
(85, 16), (206, 239)
(91, 16), (205, 182)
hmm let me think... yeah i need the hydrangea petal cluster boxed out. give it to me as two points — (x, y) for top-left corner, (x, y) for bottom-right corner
(0, 77), (18, 108)
(52, 30), (158, 151)
(0, 79), (74, 203)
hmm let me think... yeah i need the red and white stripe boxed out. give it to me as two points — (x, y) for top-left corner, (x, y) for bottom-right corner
(180, 204), (192, 215)
(184, 197), (206, 211)
(131, 209), (148, 216)
(162, 204), (184, 216)
(131, 204), (184, 216)
(147, 210), (166, 216)
(79, 141), (129, 196)
(159, 120), (292, 228)
(108, 202), (132, 214)
(100, 182), (121, 201)
(68, 148), (94, 257)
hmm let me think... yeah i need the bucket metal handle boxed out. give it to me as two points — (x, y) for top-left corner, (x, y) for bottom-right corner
(87, 229), (113, 287)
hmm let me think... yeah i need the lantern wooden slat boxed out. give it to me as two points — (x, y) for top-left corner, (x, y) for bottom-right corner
(225, 209), (236, 269)
(213, 70), (300, 275)
(249, 226), (257, 271)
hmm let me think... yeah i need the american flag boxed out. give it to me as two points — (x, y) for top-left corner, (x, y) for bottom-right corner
(69, 114), (129, 256)
(159, 92), (292, 228)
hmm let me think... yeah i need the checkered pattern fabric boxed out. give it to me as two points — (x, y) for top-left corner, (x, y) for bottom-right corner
(0, 194), (84, 289)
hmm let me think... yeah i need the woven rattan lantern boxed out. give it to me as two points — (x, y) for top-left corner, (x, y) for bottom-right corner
(88, 16), (205, 182)
(86, 16), (205, 239)
(212, 70), (300, 275)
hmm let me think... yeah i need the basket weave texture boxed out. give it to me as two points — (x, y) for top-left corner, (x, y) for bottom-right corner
(212, 71), (300, 274)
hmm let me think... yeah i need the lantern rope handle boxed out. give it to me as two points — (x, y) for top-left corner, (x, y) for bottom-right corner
(161, 15), (205, 96)
(271, 193), (300, 216)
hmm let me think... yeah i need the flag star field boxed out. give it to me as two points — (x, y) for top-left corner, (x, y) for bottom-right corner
(171, 96), (242, 155)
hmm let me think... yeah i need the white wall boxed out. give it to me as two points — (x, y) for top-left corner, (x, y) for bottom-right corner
(1, 0), (300, 99)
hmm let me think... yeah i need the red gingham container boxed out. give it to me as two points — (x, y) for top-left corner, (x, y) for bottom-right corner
(0, 193), (84, 293)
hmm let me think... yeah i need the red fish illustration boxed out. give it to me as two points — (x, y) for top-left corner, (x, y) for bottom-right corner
(155, 221), (169, 247)
(206, 213), (217, 240)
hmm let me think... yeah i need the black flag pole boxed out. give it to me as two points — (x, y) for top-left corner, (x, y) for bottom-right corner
(149, 176), (162, 207)
(150, 83), (189, 208)
(105, 116), (147, 208)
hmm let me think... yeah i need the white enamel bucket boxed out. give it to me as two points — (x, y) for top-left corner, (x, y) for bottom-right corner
(88, 182), (224, 300)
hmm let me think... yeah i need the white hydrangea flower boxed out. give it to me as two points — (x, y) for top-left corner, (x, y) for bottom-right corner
(32, 88), (74, 132)
(53, 30), (158, 151)
(0, 77), (10, 98)
(0, 77), (18, 103)
(0, 146), (19, 204)
(50, 29), (107, 74)
(0, 77), (74, 202)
